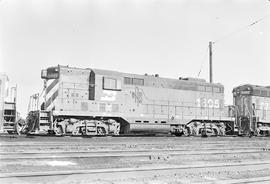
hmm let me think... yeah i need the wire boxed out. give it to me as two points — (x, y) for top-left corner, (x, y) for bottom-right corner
(196, 13), (270, 81)
(197, 46), (209, 77)
(213, 13), (270, 44)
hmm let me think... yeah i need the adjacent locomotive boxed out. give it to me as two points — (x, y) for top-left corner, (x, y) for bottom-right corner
(233, 85), (270, 135)
(25, 65), (235, 136)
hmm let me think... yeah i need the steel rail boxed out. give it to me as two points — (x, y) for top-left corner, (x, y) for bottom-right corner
(1, 140), (268, 146)
(1, 161), (270, 179)
(0, 146), (264, 155)
(201, 176), (270, 184)
(0, 148), (268, 160)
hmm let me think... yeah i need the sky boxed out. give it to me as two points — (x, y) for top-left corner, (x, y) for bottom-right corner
(0, 0), (270, 118)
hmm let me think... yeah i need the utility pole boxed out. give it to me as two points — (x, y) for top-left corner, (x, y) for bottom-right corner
(209, 41), (213, 83)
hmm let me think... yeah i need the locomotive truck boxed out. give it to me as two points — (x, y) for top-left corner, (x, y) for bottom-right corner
(22, 65), (270, 136)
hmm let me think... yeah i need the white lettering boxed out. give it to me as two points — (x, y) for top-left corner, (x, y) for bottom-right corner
(214, 99), (220, 108)
(196, 98), (220, 109)
(196, 98), (201, 107)
(100, 90), (116, 101)
(208, 99), (214, 108)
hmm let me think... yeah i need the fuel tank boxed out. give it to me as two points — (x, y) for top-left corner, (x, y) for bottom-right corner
(129, 123), (171, 133)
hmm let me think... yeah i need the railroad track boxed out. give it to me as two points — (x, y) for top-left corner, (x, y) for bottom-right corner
(1, 161), (270, 183)
(2, 145), (269, 156)
(202, 176), (270, 184)
(1, 146), (270, 183)
(1, 139), (269, 147)
(0, 145), (265, 152)
(1, 136), (270, 183)
(1, 134), (269, 143)
(0, 147), (268, 160)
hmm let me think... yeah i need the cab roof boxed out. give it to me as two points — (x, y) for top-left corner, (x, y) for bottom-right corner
(233, 84), (270, 97)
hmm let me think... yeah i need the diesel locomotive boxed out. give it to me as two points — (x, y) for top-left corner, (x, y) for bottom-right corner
(233, 85), (270, 135)
(22, 65), (270, 136)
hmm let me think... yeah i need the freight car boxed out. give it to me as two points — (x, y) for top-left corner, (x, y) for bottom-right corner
(233, 85), (270, 136)
(23, 65), (235, 136)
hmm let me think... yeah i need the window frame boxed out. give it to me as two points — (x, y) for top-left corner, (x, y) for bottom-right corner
(103, 77), (121, 91)
(124, 77), (133, 85)
(132, 78), (144, 86)
(205, 86), (212, 92)
(123, 77), (144, 86)
(213, 87), (221, 93)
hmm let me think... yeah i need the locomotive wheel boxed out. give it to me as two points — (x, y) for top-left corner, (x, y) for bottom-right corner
(55, 126), (63, 135)
(213, 128), (218, 136)
(14, 122), (22, 135)
(201, 129), (208, 137)
(73, 127), (82, 135)
(7, 130), (15, 135)
(97, 127), (106, 135)
(14, 119), (23, 135)
(174, 132), (184, 136)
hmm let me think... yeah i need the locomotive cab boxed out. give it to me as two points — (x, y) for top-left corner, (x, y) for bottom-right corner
(41, 66), (60, 80)
(233, 85), (255, 135)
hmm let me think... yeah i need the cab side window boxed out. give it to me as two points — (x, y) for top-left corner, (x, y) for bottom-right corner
(103, 77), (121, 90)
